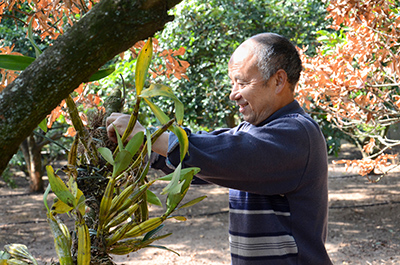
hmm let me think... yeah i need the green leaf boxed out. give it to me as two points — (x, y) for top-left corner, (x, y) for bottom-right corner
(88, 66), (115, 82)
(46, 165), (76, 208)
(38, 118), (47, 132)
(165, 165), (198, 215)
(142, 98), (170, 125)
(170, 125), (189, 161)
(125, 131), (144, 157)
(98, 147), (114, 165)
(0, 250), (11, 260)
(168, 216), (187, 221)
(136, 160), (150, 184)
(51, 198), (73, 215)
(145, 245), (180, 256)
(146, 189), (162, 207)
(113, 150), (133, 177)
(4, 244), (38, 265)
(43, 184), (52, 213)
(0, 54), (113, 83)
(178, 196), (207, 210)
(67, 177), (78, 198)
(142, 224), (165, 241)
(114, 124), (125, 152)
(162, 163), (182, 195)
(76, 190), (86, 217)
(141, 84), (184, 125)
(0, 54), (34, 71)
(28, 19), (42, 58)
(158, 167), (201, 181)
(135, 38), (153, 95)
(146, 129), (152, 158)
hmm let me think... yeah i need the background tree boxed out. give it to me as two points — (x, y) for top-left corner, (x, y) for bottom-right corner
(297, 0), (400, 177)
(155, 0), (330, 129)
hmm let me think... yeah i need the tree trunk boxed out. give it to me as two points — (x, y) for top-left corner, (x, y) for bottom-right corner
(20, 134), (44, 192)
(0, 0), (182, 176)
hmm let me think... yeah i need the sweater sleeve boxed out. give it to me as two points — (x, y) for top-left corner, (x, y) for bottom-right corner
(166, 116), (313, 195)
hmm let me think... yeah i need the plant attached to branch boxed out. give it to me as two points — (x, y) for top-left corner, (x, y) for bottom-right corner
(1, 38), (205, 264)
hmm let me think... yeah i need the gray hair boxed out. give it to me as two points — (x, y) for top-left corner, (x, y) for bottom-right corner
(250, 33), (302, 90)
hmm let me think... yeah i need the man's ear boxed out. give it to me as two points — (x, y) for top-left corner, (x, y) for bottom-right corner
(274, 69), (288, 94)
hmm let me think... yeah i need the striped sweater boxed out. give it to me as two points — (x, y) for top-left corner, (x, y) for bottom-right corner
(163, 100), (332, 264)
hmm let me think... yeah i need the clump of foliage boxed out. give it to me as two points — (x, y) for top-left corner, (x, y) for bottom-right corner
(298, 0), (400, 178)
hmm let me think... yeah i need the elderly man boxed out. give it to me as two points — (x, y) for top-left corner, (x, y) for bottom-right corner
(107, 33), (332, 264)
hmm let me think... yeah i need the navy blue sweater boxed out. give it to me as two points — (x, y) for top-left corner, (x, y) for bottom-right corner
(163, 100), (332, 264)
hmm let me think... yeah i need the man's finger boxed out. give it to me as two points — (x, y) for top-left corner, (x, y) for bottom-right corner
(107, 123), (117, 143)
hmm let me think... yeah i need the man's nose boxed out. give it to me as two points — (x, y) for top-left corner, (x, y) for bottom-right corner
(229, 85), (241, 101)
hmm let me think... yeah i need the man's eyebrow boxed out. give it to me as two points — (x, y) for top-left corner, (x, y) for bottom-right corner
(234, 75), (247, 81)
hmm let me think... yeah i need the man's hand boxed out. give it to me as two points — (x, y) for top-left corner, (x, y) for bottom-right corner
(106, 112), (169, 157)
(106, 113), (145, 143)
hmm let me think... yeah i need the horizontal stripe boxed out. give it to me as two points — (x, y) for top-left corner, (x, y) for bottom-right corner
(230, 208), (291, 216)
(229, 230), (294, 237)
(230, 234), (298, 258)
(229, 191), (290, 212)
(231, 252), (298, 261)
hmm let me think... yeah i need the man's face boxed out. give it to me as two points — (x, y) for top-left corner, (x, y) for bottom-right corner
(228, 41), (278, 125)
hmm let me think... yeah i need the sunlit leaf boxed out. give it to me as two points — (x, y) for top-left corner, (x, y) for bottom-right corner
(135, 38), (153, 95)
(143, 98), (170, 124)
(141, 84), (184, 124)
(142, 99), (188, 161)
(38, 118), (48, 132)
(76, 189), (86, 217)
(162, 163), (182, 195)
(168, 216), (187, 221)
(165, 165), (198, 214)
(146, 129), (152, 158)
(46, 165), (76, 208)
(51, 197), (73, 214)
(67, 177), (78, 198)
(158, 167), (201, 181)
(146, 189), (162, 207)
(170, 125), (189, 161)
(178, 196), (207, 210)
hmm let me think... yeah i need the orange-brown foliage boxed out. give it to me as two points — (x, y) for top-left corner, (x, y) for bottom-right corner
(297, 0), (400, 177)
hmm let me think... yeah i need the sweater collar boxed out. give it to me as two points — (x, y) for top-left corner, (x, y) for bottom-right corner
(256, 100), (305, 127)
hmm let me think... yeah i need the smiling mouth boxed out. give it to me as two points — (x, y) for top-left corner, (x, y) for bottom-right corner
(238, 102), (248, 113)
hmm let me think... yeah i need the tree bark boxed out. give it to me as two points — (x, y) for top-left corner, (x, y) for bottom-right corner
(20, 134), (44, 192)
(0, 0), (182, 176)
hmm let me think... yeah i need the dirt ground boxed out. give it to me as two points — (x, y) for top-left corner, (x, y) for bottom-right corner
(1, 143), (400, 265)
